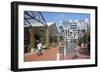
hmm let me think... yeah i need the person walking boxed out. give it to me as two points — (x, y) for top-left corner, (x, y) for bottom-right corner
(37, 41), (42, 56)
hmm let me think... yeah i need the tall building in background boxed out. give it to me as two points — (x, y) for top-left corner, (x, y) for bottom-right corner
(59, 19), (89, 44)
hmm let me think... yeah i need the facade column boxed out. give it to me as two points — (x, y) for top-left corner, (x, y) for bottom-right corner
(29, 28), (34, 52)
(45, 26), (49, 47)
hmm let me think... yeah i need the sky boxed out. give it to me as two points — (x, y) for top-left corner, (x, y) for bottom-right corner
(24, 11), (90, 29)
(41, 11), (90, 26)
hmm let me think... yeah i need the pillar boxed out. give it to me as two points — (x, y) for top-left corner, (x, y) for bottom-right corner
(29, 28), (34, 52)
(45, 26), (49, 47)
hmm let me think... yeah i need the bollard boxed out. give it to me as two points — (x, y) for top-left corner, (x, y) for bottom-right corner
(57, 50), (60, 61)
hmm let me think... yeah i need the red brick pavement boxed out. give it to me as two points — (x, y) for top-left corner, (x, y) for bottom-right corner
(24, 47), (58, 62)
(24, 47), (90, 62)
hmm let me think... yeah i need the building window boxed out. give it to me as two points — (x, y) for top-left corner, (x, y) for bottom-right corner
(59, 26), (63, 29)
(66, 30), (67, 35)
(61, 30), (64, 33)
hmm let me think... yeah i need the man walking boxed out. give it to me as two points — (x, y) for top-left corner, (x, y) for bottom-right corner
(37, 41), (42, 56)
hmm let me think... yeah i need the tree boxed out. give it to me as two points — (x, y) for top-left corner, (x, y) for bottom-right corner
(77, 31), (90, 47)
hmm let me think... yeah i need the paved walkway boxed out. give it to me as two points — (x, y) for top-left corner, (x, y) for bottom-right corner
(24, 45), (90, 62)
(24, 47), (58, 62)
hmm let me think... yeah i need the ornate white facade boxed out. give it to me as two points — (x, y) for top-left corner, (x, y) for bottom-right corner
(59, 19), (89, 43)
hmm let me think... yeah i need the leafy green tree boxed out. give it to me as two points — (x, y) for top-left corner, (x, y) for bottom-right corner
(78, 31), (90, 46)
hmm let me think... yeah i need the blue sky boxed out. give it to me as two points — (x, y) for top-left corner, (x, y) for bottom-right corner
(24, 11), (90, 29)
(41, 12), (90, 25)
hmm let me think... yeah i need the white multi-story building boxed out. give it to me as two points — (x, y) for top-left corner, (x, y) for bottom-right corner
(59, 19), (89, 43)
